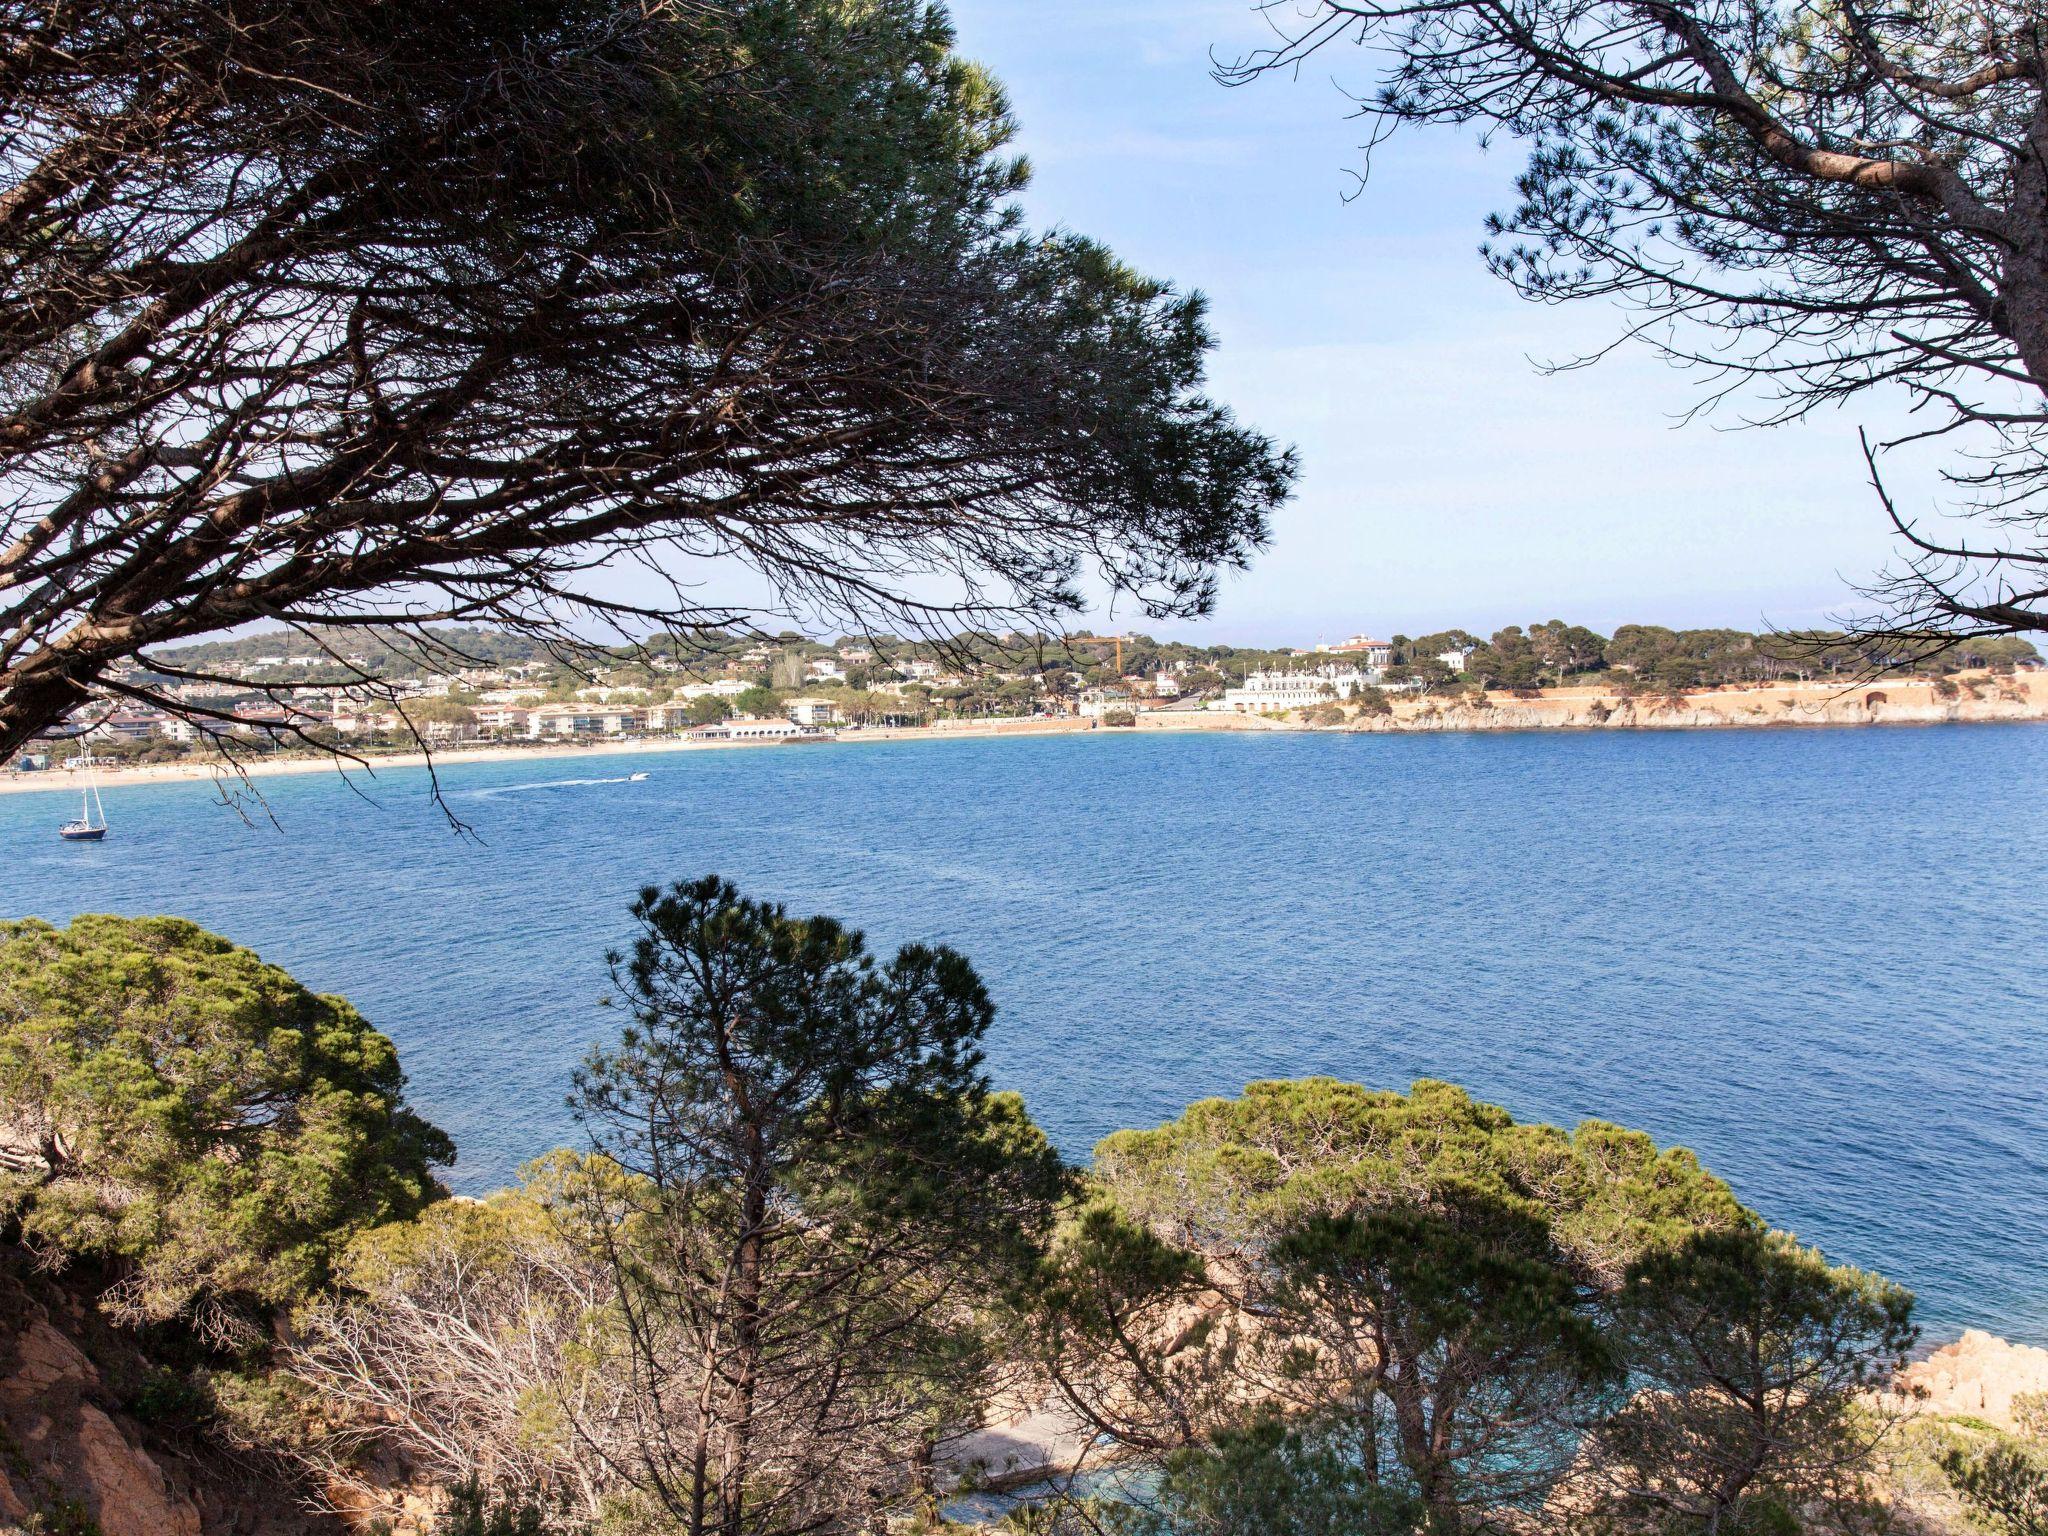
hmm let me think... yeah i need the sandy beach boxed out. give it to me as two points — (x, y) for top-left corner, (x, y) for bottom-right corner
(0, 712), (1117, 797)
(6, 672), (2044, 798)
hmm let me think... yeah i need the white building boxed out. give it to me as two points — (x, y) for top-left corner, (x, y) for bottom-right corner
(526, 703), (645, 737)
(1213, 666), (1375, 714)
(1314, 634), (1395, 669)
(1437, 646), (1475, 674)
(689, 719), (826, 742)
(787, 698), (839, 727)
(474, 705), (532, 735)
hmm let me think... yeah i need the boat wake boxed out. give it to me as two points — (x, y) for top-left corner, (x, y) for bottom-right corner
(467, 772), (650, 798)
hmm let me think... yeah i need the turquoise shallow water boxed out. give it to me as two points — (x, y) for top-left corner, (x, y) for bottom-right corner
(5, 725), (2046, 1342)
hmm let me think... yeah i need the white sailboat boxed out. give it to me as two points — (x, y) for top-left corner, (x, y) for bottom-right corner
(58, 752), (107, 841)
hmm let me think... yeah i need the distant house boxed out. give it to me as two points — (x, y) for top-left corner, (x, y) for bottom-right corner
(1437, 646), (1475, 674)
(787, 698), (840, 727)
(82, 712), (163, 743)
(474, 706), (532, 736)
(332, 707), (397, 736)
(229, 705), (320, 736)
(1315, 634), (1395, 669)
(1078, 687), (1130, 719)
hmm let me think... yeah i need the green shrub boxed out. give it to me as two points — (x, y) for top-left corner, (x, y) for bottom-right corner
(0, 915), (453, 1338)
(1942, 1438), (2048, 1534)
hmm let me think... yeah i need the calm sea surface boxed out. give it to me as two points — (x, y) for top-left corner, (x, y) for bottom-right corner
(6, 726), (2046, 1343)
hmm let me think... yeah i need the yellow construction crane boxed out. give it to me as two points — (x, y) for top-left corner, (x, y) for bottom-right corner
(1070, 633), (1126, 674)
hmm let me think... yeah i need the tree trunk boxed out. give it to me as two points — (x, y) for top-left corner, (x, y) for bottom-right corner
(0, 655), (92, 758)
(1998, 95), (2048, 397)
(719, 1126), (770, 1536)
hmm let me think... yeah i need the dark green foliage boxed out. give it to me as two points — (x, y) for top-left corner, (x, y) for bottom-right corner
(1463, 626), (1547, 691)
(1118, 1418), (1424, 1536)
(124, 1364), (214, 1431)
(1941, 1440), (2048, 1535)
(682, 694), (733, 726)
(0, 916), (452, 1338)
(1025, 1196), (1219, 1452)
(1589, 1227), (1916, 1533)
(567, 876), (1070, 1536)
(732, 685), (784, 719)
(1051, 1080), (1751, 1529)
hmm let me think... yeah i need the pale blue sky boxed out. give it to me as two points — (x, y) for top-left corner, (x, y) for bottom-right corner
(944, 0), (1915, 646)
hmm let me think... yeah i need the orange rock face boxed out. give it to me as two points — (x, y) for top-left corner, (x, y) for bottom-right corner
(0, 1310), (204, 1535)
(1900, 1330), (2048, 1430)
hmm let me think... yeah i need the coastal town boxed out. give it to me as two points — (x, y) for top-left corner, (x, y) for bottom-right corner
(7, 622), (2043, 780)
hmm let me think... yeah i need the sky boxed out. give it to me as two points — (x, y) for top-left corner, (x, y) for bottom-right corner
(937, 0), (1919, 647)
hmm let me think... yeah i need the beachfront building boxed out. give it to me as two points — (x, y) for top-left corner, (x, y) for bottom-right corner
(1078, 687), (1132, 719)
(526, 703), (646, 738)
(787, 699), (840, 727)
(1213, 666), (1375, 714)
(474, 706), (532, 736)
(687, 719), (827, 742)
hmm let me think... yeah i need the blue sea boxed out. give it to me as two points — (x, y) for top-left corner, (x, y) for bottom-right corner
(6, 726), (2046, 1344)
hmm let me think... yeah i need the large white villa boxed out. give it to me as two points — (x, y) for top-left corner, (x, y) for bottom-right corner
(1212, 665), (1378, 714)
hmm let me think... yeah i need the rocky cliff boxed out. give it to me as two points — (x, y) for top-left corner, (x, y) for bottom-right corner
(1347, 672), (2048, 733)
(0, 1250), (341, 1536)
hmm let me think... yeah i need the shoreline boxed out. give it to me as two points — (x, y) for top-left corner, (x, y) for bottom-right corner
(6, 672), (2046, 798)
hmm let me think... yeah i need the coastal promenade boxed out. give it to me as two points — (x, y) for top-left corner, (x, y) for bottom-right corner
(5, 671), (2044, 797)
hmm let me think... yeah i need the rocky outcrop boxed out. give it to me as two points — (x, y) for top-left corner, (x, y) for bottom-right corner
(0, 1250), (344, 1536)
(1342, 673), (2048, 733)
(1901, 1330), (2048, 1430)
(0, 1300), (203, 1535)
